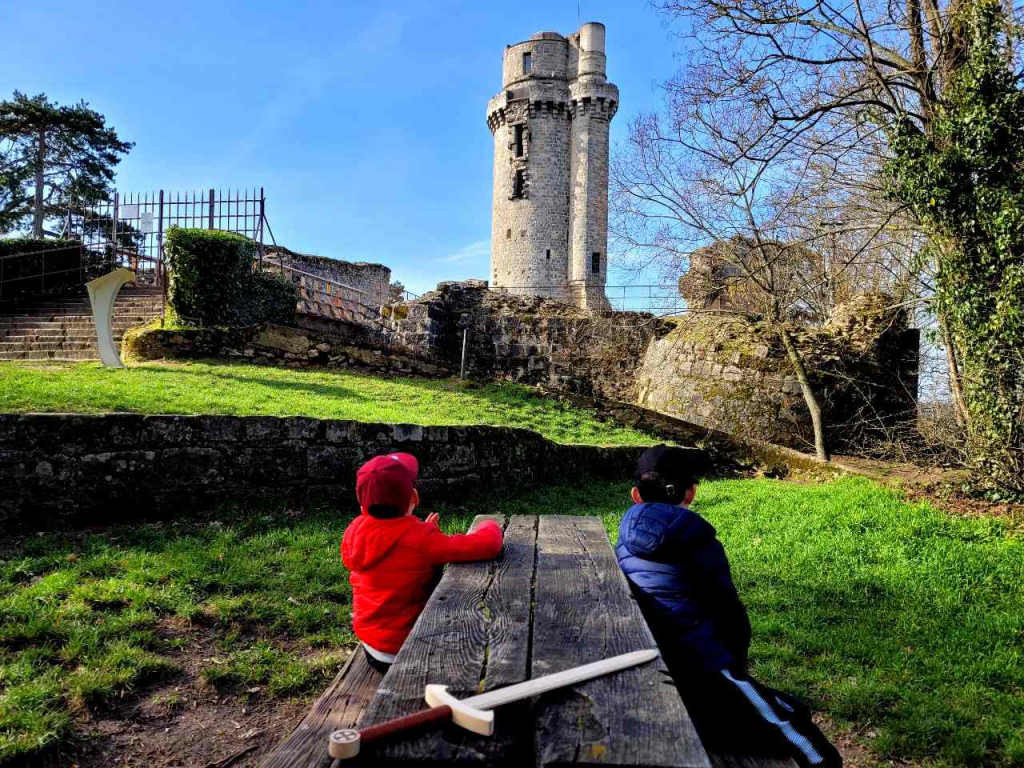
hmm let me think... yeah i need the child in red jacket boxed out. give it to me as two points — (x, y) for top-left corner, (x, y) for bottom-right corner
(341, 453), (503, 670)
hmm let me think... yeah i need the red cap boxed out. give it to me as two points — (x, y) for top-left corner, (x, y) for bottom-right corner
(356, 453), (419, 513)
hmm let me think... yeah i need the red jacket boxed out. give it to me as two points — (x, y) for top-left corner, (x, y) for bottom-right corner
(341, 515), (503, 654)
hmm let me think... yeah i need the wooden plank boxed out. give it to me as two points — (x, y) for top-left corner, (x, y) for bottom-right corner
(360, 514), (537, 766)
(706, 751), (799, 768)
(531, 515), (710, 768)
(259, 649), (384, 768)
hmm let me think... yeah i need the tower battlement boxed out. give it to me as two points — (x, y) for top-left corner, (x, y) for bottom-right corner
(487, 22), (618, 310)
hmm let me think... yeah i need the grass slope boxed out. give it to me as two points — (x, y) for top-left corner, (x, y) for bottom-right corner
(0, 360), (652, 446)
(1, 478), (1021, 765)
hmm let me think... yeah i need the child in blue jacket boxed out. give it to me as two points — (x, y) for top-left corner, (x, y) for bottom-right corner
(616, 445), (840, 768)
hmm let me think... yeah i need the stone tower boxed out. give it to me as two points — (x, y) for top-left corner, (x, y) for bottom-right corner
(486, 23), (618, 310)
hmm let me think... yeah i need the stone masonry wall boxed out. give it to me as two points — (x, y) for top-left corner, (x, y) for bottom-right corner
(0, 414), (654, 530)
(266, 248), (392, 306)
(488, 25), (618, 308)
(386, 280), (669, 403)
(123, 321), (450, 378)
(389, 282), (919, 451)
(636, 300), (920, 450)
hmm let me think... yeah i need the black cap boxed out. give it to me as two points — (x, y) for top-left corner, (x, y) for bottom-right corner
(634, 444), (702, 504)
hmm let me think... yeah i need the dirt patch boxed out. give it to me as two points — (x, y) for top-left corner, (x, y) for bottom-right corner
(818, 714), (918, 768)
(830, 455), (1022, 527)
(36, 627), (345, 768)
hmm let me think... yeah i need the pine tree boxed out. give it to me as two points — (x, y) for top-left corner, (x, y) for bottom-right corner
(0, 91), (133, 236)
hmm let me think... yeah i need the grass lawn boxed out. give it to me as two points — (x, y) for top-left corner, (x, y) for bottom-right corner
(0, 360), (652, 446)
(1, 477), (1021, 766)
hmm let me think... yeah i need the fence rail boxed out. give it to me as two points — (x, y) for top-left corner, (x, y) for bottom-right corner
(490, 284), (688, 316)
(265, 258), (382, 325)
(65, 188), (266, 289)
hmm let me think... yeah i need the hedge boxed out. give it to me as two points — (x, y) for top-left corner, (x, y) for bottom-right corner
(0, 238), (112, 299)
(164, 228), (297, 327)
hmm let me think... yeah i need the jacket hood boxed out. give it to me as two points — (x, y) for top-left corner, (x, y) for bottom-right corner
(620, 502), (716, 561)
(342, 514), (418, 571)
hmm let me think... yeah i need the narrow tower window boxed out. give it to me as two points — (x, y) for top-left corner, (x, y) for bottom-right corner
(591, 252), (601, 274)
(506, 228), (512, 239)
(513, 169), (525, 199)
(546, 249), (551, 260)
(514, 124), (524, 157)
(522, 52), (532, 73)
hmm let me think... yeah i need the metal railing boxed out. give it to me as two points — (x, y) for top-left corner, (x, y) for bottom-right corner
(488, 283), (688, 316)
(0, 242), (107, 300)
(264, 258), (384, 325)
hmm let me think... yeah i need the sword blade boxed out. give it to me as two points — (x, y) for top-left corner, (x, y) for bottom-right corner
(461, 648), (660, 711)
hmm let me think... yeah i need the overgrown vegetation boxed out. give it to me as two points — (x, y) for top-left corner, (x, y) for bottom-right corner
(1, 477), (1020, 765)
(0, 360), (655, 446)
(165, 228), (297, 327)
(886, 0), (1024, 497)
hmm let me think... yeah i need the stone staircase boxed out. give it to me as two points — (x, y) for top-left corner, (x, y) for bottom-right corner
(0, 287), (164, 362)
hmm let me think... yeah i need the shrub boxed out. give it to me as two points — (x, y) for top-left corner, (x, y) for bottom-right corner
(0, 238), (111, 300)
(165, 228), (297, 327)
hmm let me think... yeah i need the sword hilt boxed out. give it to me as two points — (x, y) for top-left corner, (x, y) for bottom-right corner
(329, 705), (453, 759)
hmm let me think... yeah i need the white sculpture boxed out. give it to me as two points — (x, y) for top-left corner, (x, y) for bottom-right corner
(86, 268), (136, 368)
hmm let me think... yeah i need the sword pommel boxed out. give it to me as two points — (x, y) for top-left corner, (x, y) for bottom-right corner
(425, 684), (495, 736)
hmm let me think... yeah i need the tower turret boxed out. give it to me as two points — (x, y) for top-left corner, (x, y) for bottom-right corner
(487, 23), (618, 309)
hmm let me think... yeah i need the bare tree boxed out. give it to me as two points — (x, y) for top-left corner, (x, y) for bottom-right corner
(611, 0), (1020, 454)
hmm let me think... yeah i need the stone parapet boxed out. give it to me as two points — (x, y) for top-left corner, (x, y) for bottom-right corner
(0, 414), (652, 529)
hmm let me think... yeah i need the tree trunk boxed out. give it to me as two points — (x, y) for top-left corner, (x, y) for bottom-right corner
(779, 326), (830, 461)
(32, 127), (46, 238)
(940, 314), (970, 429)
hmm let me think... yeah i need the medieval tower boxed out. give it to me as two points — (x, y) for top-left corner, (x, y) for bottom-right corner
(486, 23), (618, 310)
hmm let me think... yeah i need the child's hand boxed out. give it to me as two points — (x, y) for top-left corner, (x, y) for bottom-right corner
(425, 512), (440, 527)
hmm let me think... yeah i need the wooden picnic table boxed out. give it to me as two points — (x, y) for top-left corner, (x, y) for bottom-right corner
(260, 515), (797, 768)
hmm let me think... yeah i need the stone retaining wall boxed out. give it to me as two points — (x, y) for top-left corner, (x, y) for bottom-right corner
(0, 414), (660, 530)
(123, 322), (450, 378)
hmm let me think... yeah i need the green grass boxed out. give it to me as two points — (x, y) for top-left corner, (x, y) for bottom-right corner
(0, 360), (652, 446)
(1, 478), (1022, 766)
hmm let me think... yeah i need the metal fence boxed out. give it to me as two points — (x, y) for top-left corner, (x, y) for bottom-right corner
(264, 257), (381, 325)
(490, 284), (688, 316)
(64, 188), (266, 288)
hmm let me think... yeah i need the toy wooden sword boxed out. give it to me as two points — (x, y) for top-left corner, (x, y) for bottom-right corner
(328, 648), (660, 759)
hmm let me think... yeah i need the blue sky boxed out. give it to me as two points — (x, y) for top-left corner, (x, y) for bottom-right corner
(2, 1), (680, 295)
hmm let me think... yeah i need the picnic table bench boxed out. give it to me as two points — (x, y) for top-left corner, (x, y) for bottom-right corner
(260, 515), (797, 768)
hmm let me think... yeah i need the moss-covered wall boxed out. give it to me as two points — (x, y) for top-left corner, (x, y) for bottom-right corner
(387, 283), (919, 451)
(637, 295), (920, 450)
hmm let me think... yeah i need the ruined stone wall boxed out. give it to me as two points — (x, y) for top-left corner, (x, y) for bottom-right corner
(386, 280), (667, 402)
(266, 249), (391, 306)
(0, 414), (649, 529)
(636, 299), (920, 450)
(388, 282), (919, 451)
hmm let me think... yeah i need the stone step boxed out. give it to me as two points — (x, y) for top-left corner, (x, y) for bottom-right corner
(0, 333), (118, 343)
(0, 321), (146, 331)
(0, 340), (99, 352)
(0, 314), (155, 324)
(0, 349), (99, 361)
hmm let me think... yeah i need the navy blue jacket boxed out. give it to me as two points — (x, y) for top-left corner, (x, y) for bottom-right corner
(616, 502), (750, 674)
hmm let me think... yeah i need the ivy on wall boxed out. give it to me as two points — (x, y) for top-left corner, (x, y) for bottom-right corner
(165, 228), (297, 327)
(886, 0), (1024, 495)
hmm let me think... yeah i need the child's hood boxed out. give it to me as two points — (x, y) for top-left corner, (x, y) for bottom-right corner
(619, 501), (716, 560)
(342, 514), (420, 571)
